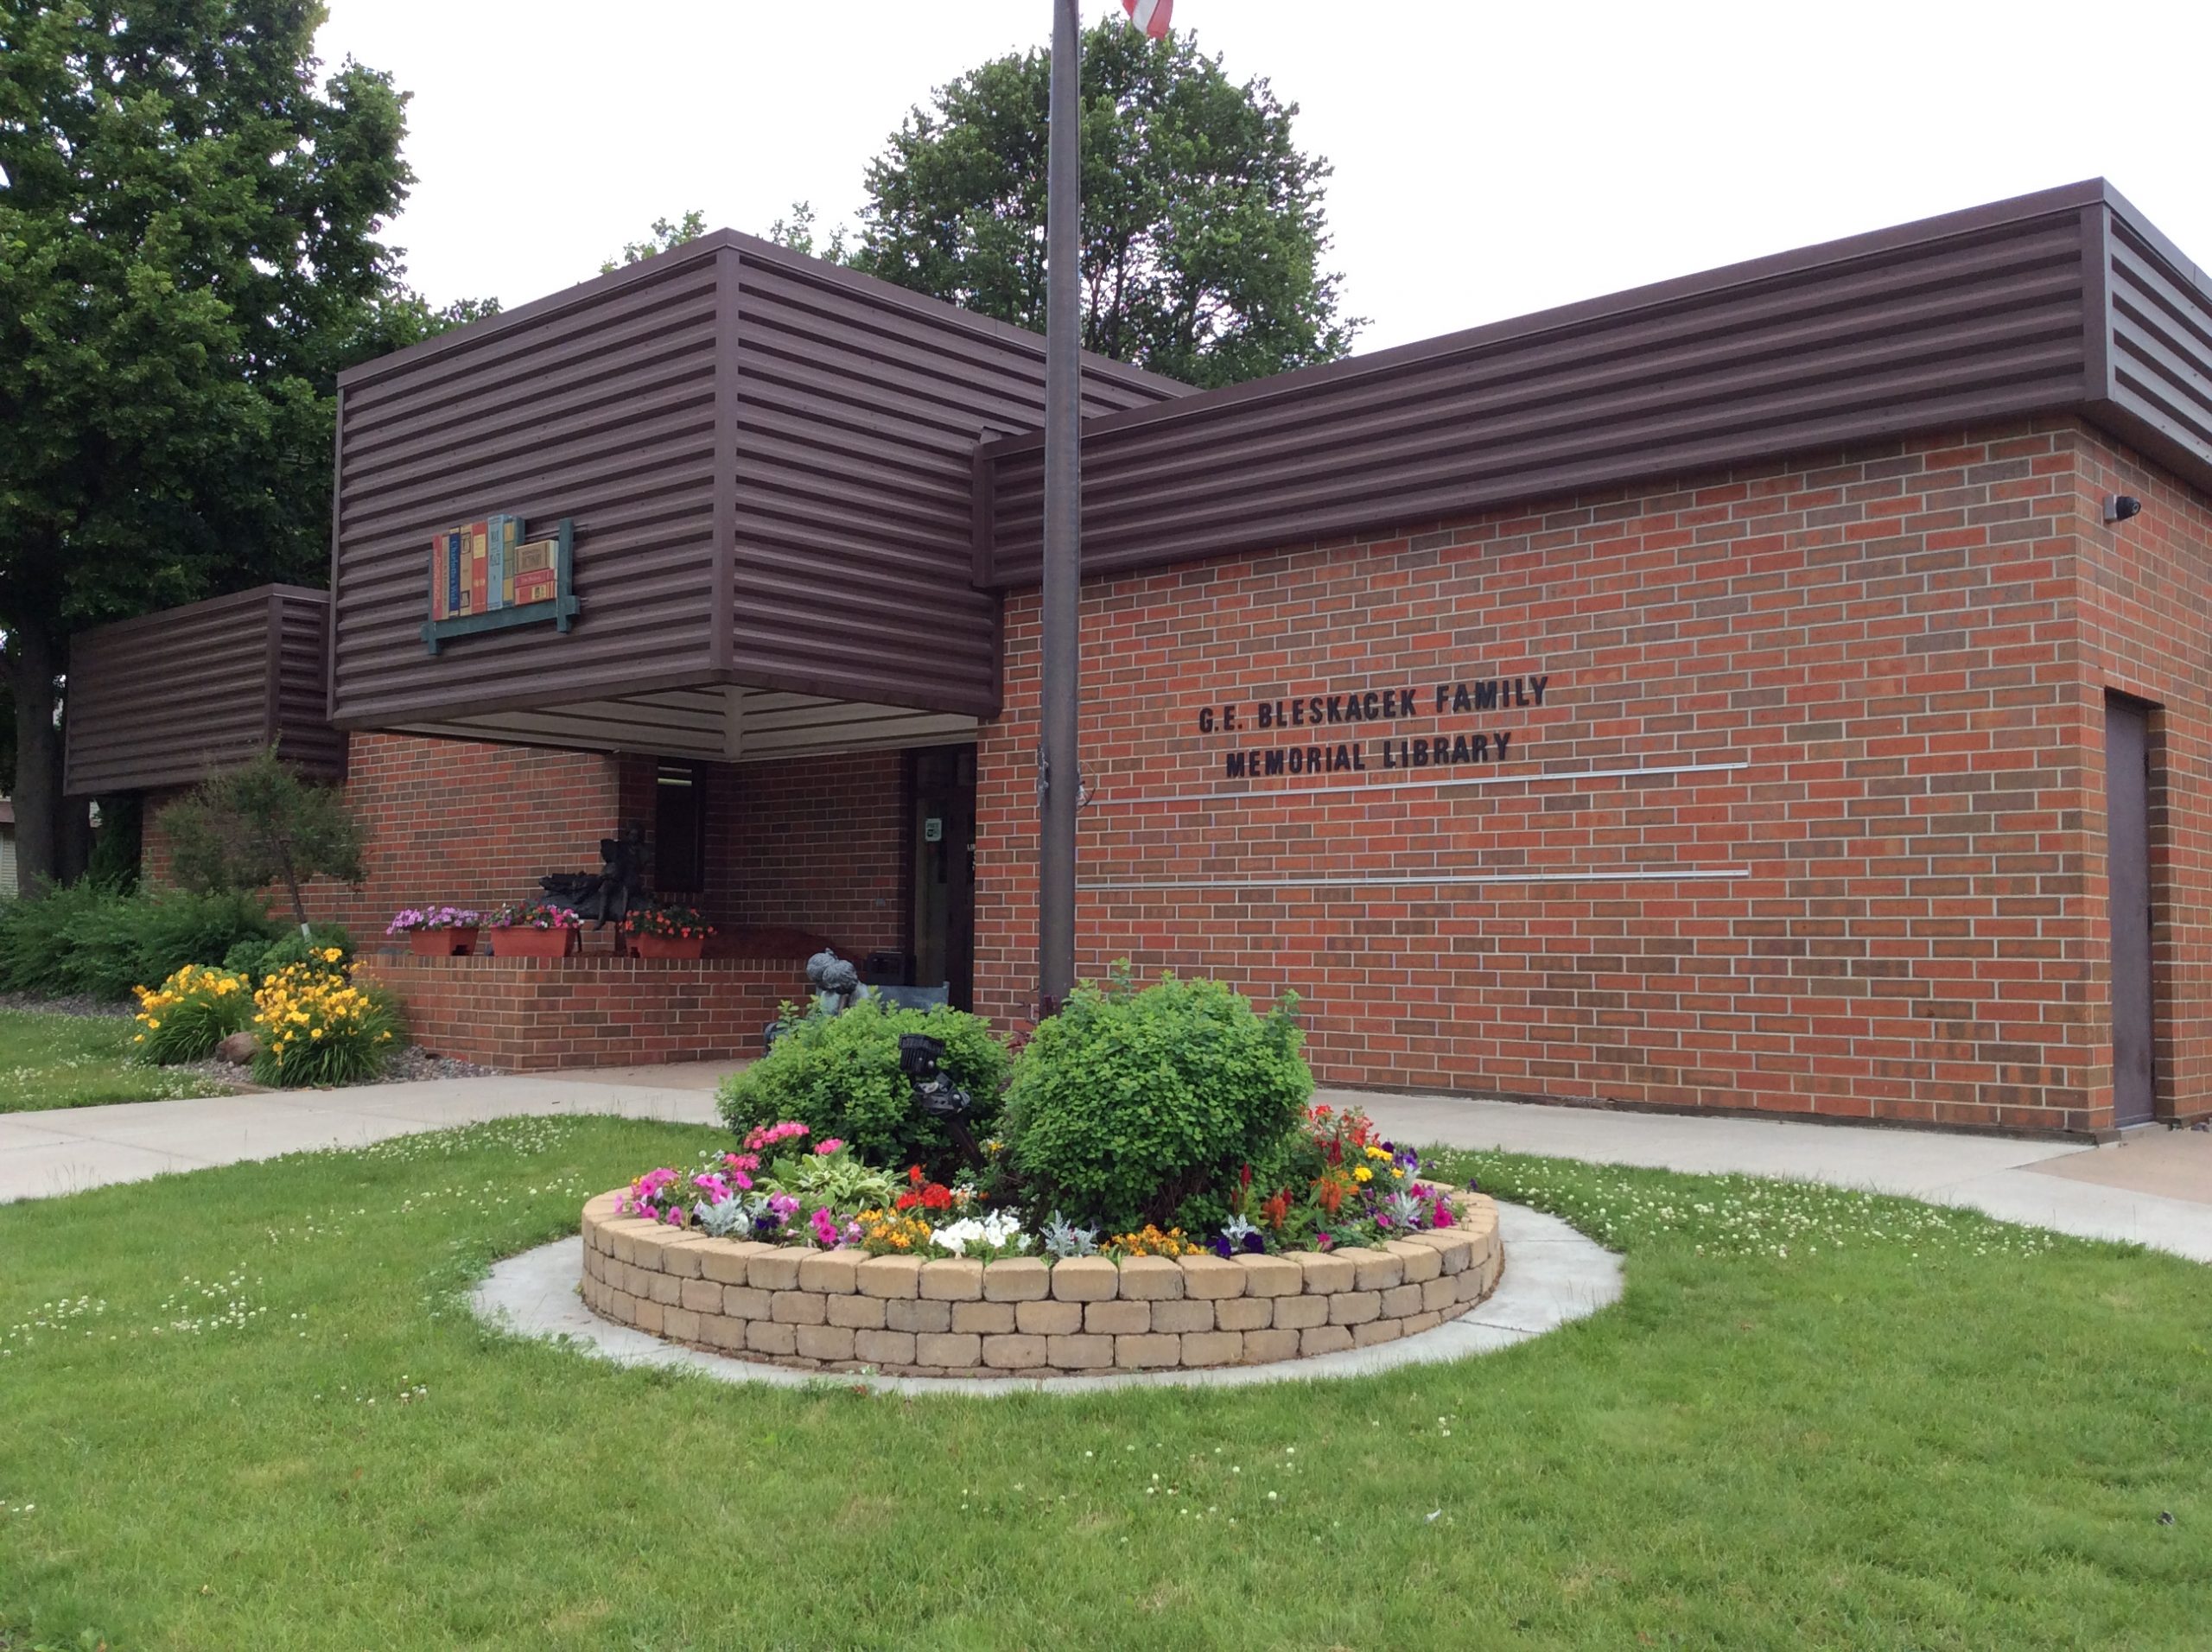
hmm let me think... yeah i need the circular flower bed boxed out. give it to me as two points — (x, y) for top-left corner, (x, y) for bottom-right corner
(580, 1184), (1501, 1378)
(587, 975), (1505, 1376)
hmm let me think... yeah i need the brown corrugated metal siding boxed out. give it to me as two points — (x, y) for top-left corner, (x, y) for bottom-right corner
(2096, 203), (2212, 486)
(979, 180), (2212, 588)
(327, 233), (1183, 738)
(66, 587), (342, 796)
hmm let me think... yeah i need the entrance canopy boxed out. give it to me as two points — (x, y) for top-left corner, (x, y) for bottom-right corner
(328, 232), (1183, 762)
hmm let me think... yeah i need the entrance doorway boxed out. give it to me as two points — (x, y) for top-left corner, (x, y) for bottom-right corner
(908, 745), (976, 1010)
(2104, 693), (2158, 1128)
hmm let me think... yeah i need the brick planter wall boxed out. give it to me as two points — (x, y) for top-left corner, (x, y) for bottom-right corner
(359, 952), (808, 1071)
(579, 1186), (1503, 1378)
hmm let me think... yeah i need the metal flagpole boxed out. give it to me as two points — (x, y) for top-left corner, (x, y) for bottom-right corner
(1037, 0), (1082, 1018)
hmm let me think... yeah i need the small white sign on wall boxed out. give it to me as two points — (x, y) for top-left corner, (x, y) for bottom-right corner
(923, 816), (944, 843)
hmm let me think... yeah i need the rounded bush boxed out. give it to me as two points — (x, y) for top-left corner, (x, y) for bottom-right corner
(1001, 969), (1313, 1233)
(715, 1002), (1009, 1173)
(248, 959), (404, 1088)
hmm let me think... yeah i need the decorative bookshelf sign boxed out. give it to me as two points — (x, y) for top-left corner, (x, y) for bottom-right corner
(421, 516), (579, 654)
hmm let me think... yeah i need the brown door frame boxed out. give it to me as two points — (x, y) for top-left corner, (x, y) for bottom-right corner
(2104, 691), (2158, 1128)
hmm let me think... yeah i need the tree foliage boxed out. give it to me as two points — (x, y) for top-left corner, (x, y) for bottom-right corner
(600, 210), (708, 274)
(155, 747), (365, 932)
(852, 19), (1359, 388)
(0, 0), (458, 890)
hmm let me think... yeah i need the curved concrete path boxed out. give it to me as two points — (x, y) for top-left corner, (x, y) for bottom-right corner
(3, 1064), (2208, 1265)
(471, 1201), (1622, 1395)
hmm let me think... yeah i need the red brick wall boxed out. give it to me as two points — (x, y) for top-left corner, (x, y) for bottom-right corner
(297, 733), (624, 935)
(972, 418), (2204, 1134)
(359, 952), (804, 1070)
(2072, 427), (2212, 1127)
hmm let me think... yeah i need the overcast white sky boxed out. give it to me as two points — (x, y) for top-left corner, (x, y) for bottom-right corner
(316, 0), (2212, 356)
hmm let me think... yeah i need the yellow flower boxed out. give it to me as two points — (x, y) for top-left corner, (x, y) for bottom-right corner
(310, 1028), (323, 1040)
(1352, 1166), (1372, 1184)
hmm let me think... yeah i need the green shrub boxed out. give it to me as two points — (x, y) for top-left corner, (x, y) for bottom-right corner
(0, 882), (278, 1001)
(130, 963), (256, 1064)
(223, 924), (355, 985)
(716, 1002), (1010, 1173)
(1001, 969), (1313, 1233)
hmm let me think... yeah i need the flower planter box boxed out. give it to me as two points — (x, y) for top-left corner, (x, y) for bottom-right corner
(490, 926), (577, 959)
(630, 935), (707, 961)
(408, 927), (480, 956)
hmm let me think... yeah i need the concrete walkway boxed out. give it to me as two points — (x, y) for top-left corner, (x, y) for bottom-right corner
(1348, 1090), (2212, 1263)
(3, 1064), (2209, 1264)
(0, 1073), (720, 1204)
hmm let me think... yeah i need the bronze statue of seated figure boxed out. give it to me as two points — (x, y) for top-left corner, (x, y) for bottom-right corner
(540, 823), (651, 930)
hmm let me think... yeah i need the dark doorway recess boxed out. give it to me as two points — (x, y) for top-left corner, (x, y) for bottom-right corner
(2104, 693), (2158, 1128)
(655, 759), (708, 896)
(908, 745), (977, 1011)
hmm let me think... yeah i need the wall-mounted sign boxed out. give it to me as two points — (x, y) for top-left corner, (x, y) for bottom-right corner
(1199, 675), (1551, 780)
(421, 515), (579, 655)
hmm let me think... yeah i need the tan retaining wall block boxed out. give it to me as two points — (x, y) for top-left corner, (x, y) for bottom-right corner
(982, 1258), (1051, 1301)
(1116, 1256), (1185, 1299)
(1050, 1258), (1118, 1301)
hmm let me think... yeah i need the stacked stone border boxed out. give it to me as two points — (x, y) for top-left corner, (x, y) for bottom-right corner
(579, 1185), (1502, 1378)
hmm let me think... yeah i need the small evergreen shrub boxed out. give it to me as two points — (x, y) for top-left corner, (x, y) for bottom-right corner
(1001, 969), (1313, 1233)
(130, 963), (255, 1064)
(715, 1002), (1010, 1173)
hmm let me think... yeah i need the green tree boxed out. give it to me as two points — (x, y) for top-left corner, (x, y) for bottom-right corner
(852, 17), (1360, 387)
(0, 0), (426, 892)
(155, 747), (365, 933)
(600, 210), (708, 274)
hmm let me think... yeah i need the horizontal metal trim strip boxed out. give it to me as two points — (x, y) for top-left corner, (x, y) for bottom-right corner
(1090, 759), (1750, 806)
(1078, 867), (1752, 893)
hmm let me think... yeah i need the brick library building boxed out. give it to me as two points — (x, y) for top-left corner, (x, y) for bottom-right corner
(63, 180), (2212, 1137)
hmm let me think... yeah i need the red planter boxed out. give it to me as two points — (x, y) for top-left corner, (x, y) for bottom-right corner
(630, 934), (707, 960)
(409, 927), (480, 956)
(490, 926), (578, 959)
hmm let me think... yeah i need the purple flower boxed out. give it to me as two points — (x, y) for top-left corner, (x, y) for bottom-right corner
(1240, 1231), (1265, 1254)
(1210, 1234), (1235, 1261)
(768, 1193), (800, 1220)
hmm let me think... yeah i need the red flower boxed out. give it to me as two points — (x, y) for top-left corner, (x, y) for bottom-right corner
(894, 1191), (919, 1211)
(920, 1184), (953, 1212)
(907, 1166), (925, 1188)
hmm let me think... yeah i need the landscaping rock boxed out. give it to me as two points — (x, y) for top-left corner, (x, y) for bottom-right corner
(214, 1031), (258, 1063)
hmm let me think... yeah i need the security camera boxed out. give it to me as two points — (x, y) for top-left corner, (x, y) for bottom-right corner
(2105, 494), (2143, 524)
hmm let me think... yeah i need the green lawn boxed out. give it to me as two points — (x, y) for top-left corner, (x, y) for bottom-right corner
(0, 1009), (226, 1113)
(2, 1118), (2205, 1649)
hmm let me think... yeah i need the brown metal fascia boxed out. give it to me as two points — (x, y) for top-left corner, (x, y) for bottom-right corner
(721, 231), (1192, 404)
(335, 230), (747, 393)
(978, 180), (2117, 473)
(70, 584), (326, 645)
(327, 384), (346, 724)
(712, 247), (744, 676)
(969, 439), (996, 587)
(2079, 201), (2115, 405)
(263, 589), (284, 753)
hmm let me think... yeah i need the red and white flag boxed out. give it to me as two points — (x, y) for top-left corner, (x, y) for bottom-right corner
(1123, 0), (1173, 39)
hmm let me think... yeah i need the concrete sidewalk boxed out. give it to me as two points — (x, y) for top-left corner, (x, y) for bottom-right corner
(0, 1075), (721, 1204)
(4, 1064), (2209, 1264)
(1351, 1090), (2212, 1263)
